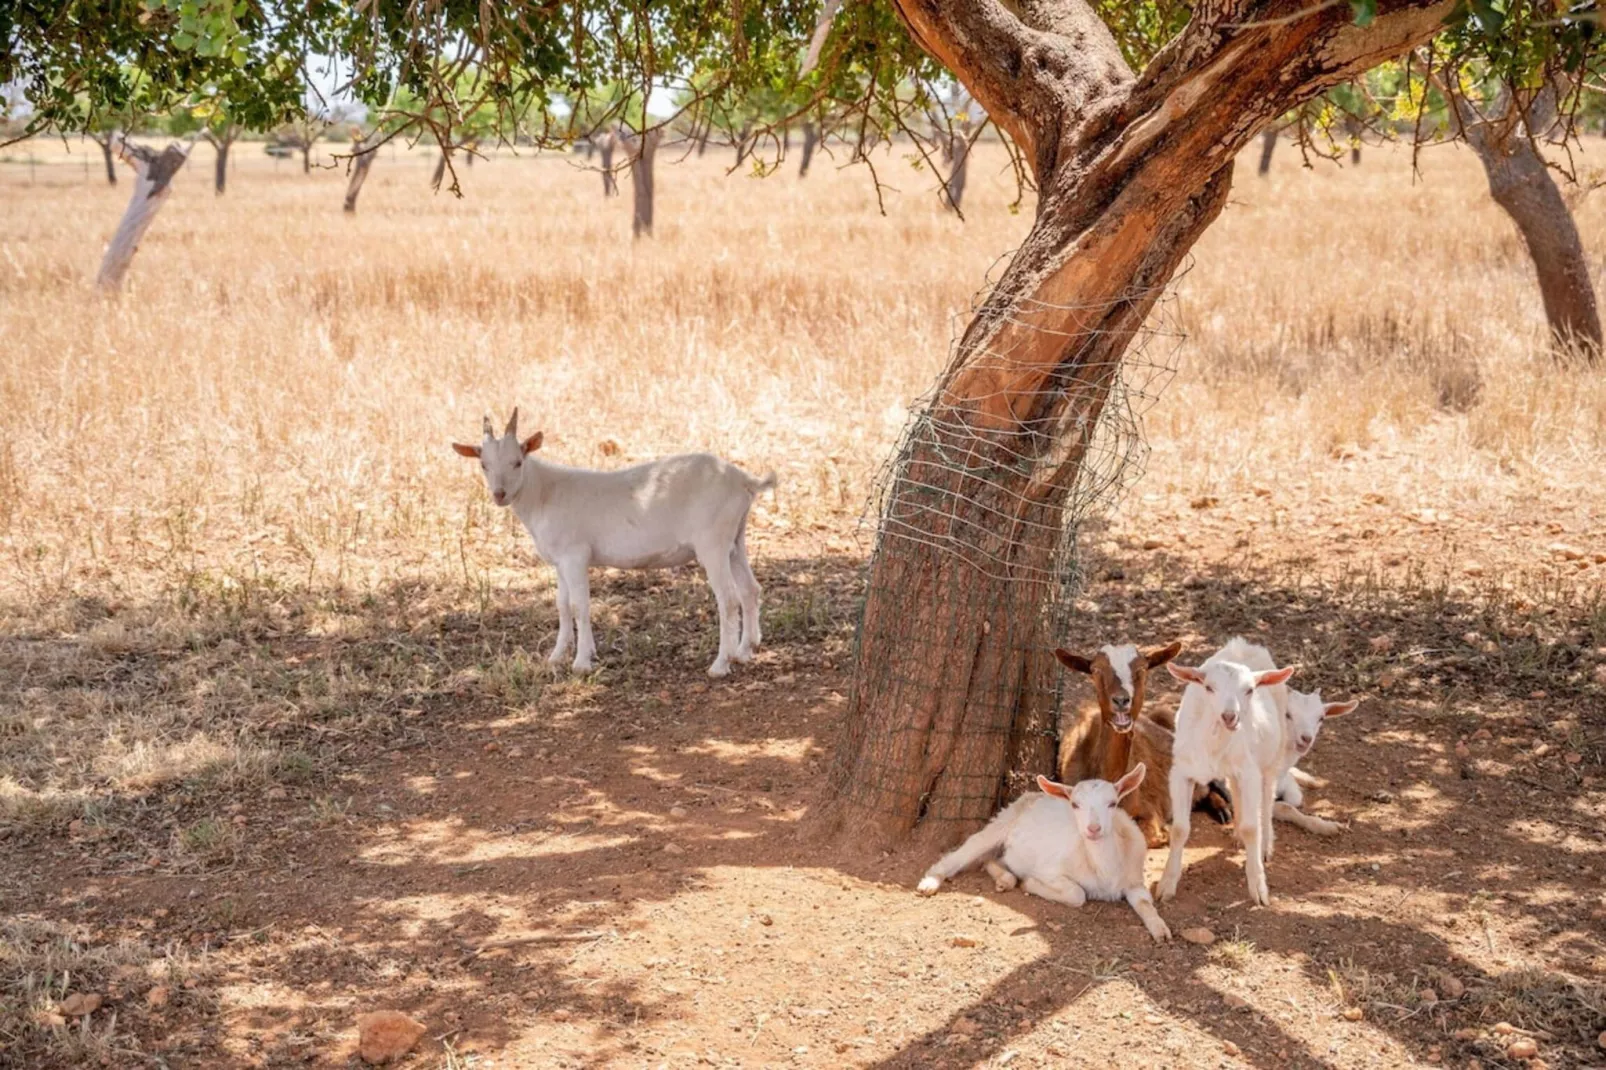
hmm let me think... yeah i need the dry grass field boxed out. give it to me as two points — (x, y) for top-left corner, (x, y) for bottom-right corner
(1, 133), (1604, 1069)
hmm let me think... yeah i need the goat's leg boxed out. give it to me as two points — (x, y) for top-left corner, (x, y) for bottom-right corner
(1125, 886), (1171, 943)
(730, 528), (762, 661)
(1236, 766), (1270, 906)
(1157, 771), (1194, 902)
(548, 569), (574, 665)
(1021, 876), (1086, 907)
(982, 860), (1018, 892)
(1261, 772), (1279, 861)
(696, 544), (740, 677)
(563, 563), (596, 673)
(1274, 800), (1343, 836)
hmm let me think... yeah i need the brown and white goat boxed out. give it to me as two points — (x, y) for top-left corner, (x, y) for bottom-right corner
(1054, 641), (1182, 848)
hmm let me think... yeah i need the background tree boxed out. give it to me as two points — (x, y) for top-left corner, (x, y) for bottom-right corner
(10, 0), (1601, 844)
(94, 134), (191, 291)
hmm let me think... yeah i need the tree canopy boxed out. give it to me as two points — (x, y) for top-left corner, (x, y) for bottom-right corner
(9, 2), (1600, 153)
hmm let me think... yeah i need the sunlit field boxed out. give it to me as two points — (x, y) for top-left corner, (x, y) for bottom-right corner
(1, 133), (1603, 1068)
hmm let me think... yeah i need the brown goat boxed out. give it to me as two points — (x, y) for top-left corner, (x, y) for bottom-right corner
(1054, 641), (1182, 848)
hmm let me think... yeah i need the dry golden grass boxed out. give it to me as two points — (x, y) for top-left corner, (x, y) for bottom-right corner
(1, 133), (1604, 823)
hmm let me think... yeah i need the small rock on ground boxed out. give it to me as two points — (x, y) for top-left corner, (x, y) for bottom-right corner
(356, 1010), (427, 1065)
(1179, 927), (1216, 946)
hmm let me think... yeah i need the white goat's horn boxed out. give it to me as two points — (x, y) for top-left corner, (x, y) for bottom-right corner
(482, 415), (494, 438)
(504, 407), (519, 438)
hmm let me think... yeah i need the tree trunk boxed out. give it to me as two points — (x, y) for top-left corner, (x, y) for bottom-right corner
(621, 128), (661, 238)
(92, 134), (117, 185)
(598, 132), (619, 197)
(735, 123), (753, 167)
(95, 137), (190, 292)
(1468, 124), (1602, 358)
(940, 126), (971, 213)
(212, 136), (231, 195)
(800, 122), (819, 177)
(1257, 127), (1277, 176)
(696, 125), (710, 156)
(825, 0), (1455, 847)
(430, 147), (450, 192)
(1343, 114), (1362, 165)
(301, 141), (312, 174)
(343, 137), (378, 213)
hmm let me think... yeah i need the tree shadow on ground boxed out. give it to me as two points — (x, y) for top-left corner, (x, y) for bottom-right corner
(1, 546), (1602, 1068)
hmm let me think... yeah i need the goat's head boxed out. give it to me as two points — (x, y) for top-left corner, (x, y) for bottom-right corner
(1167, 659), (1295, 732)
(452, 408), (543, 507)
(1054, 641), (1181, 733)
(1284, 689), (1358, 756)
(1036, 763), (1146, 844)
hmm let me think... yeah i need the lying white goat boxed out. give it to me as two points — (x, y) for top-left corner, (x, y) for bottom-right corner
(1157, 637), (1294, 907)
(454, 410), (775, 677)
(1273, 687), (1358, 836)
(915, 764), (1171, 943)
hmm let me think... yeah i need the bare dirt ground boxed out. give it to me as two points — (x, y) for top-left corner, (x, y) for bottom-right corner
(4, 431), (1604, 1070)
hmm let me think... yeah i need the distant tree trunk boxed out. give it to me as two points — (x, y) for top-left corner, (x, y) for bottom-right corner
(939, 123), (972, 213)
(203, 126), (237, 195)
(1257, 127), (1277, 176)
(301, 141), (312, 174)
(621, 128), (662, 239)
(431, 147), (448, 191)
(1343, 114), (1362, 165)
(696, 124), (710, 156)
(95, 137), (190, 292)
(800, 122), (819, 177)
(343, 136), (378, 213)
(1454, 84), (1601, 361)
(735, 123), (753, 167)
(597, 131), (620, 196)
(90, 133), (118, 185)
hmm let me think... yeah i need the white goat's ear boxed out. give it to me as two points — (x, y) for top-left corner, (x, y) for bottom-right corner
(1323, 699), (1359, 718)
(1035, 775), (1071, 800)
(452, 442), (481, 458)
(521, 431), (543, 455)
(1053, 648), (1093, 675)
(1254, 666), (1296, 688)
(1115, 762), (1146, 800)
(1167, 663), (1207, 686)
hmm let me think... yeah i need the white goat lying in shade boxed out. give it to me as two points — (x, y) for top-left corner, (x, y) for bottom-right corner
(453, 410), (775, 677)
(1158, 637), (1295, 907)
(915, 764), (1171, 943)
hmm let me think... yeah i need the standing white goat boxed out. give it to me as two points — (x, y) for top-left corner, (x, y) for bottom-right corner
(915, 764), (1172, 943)
(453, 410), (775, 677)
(1156, 637), (1295, 907)
(1203, 641), (1360, 838)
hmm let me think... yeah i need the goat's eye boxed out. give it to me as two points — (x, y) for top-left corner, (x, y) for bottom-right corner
(1204, 685), (1215, 694)
(513, 459), (522, 468)
(1070, 802), (1079, 810)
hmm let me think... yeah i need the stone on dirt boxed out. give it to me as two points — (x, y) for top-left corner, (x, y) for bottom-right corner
(59, 993), (102, 1016)
(1506, 1037), (1538, 1060)
(356, 1010), (427, 1065)
(1179, 927), (1215, 946)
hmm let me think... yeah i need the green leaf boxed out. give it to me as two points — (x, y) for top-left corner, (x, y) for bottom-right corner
(172, 30), (196, 49)
(1349, 0), (1376, 27)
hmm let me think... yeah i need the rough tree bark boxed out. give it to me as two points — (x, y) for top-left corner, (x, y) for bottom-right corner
(799, 121), (819, 177)
(95, 136), (190, 292)
(1343, 113), (1363, 164)
(343, 135), (379, 213)
(430, 146), (449, 191)
(619, 127), (662, 238)
(1454, 85), (1601, 359)
(89, 132), (118, 185)
(734, 122), (754, 167)
(826, 0), (1456, 847)
(1257, 127), (1277, 176)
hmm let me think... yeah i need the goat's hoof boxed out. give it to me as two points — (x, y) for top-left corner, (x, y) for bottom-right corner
(732, 647), (755, 664)
(571, 659), (595, 674)
(1148, 922), (1172, 943)
(915, 876), (941, 897)
(992, 873), (1018, 893)
(707, 661), (731, 678)
(1156, 880), (1178, 903)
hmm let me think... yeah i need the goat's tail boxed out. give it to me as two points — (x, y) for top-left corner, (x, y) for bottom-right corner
(917, 794), (1032, 893)
(747, 470), (778, 496)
